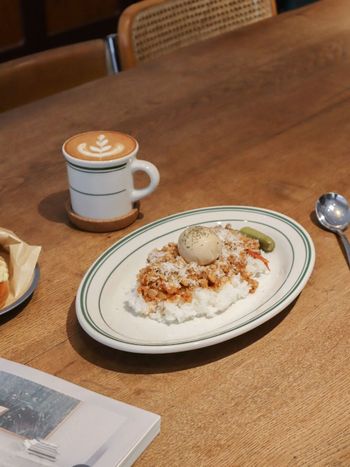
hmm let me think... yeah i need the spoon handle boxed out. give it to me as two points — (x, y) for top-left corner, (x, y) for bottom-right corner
(337, 231), (350, 268)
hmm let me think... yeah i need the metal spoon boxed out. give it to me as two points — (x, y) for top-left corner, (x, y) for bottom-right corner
(315, 192), (350, 268)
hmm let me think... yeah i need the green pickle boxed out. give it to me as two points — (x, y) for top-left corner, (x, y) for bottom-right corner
(239, 227), (275, 252)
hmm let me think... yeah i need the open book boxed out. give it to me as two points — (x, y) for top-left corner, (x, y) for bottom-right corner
(0, 358), (160, 466)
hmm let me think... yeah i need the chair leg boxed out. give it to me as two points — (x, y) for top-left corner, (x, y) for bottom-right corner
(105, 33), (120, 74)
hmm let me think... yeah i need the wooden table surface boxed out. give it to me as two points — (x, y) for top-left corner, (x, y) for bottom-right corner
(1, 0), (350, 464)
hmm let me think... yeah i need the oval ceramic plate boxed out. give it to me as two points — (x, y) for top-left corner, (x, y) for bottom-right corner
(0, 265), (40, 316)
(76, 207), (315, 354)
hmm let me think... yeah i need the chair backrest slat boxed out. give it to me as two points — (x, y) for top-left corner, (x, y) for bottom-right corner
(118, 0), (277, 69)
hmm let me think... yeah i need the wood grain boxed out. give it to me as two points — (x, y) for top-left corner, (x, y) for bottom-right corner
(0, 0), (349, 465)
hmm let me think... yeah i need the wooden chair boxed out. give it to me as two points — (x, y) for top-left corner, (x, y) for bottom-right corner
(0, 39), (118, 112)
(117, 0), (277, 69)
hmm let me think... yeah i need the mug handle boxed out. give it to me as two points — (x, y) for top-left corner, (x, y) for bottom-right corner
(130, 159), (160, 202)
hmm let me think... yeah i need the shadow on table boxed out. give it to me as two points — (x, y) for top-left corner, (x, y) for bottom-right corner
(38, 190), (70, 225)
(66, 297), (297, 374)
(0, 294), (34, 324)
(309, 210), (322, 229)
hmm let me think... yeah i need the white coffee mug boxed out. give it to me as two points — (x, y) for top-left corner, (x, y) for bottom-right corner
(62, 131), (160, 220)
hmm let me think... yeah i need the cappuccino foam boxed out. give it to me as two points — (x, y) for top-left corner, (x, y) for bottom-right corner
(63, 131), (137, 162)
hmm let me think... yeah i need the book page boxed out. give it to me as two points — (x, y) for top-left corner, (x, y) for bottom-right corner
(0, 359), (160, 467)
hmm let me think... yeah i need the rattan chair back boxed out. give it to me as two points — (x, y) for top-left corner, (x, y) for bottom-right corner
(118, 0), (277, 69)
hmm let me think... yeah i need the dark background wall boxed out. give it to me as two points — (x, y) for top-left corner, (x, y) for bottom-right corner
(0, 0), (319, 63)
(0, 0), (135, 63)
(277, 0), (318, 12)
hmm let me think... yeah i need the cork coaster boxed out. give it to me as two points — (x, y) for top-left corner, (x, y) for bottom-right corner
(65, 200), (140, 233)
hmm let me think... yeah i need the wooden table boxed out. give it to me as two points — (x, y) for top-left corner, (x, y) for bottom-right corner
(1, 0), (349, 464)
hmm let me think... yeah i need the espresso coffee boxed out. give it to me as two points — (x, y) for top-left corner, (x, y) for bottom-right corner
(63, 130), (137, 162)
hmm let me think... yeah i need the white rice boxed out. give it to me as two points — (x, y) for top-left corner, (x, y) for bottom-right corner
(127, 255), (267, 324)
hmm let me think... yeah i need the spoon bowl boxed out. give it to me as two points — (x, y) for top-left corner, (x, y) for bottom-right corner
(315, 192), (350, 231)
(315, 192), (350, 268)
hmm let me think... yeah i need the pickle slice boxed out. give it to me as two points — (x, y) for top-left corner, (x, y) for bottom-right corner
(239, 227), (275, 252)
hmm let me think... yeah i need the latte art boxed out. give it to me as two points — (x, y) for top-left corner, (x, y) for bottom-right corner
(77, 134), (125, 158)
(63, 130), (137, 162)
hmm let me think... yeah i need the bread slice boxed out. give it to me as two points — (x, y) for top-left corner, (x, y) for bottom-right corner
(0, 280), (9, 308)
(0, 256), (9, 308)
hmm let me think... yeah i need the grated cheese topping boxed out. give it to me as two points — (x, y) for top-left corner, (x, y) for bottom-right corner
(137, 225), (268, 305)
